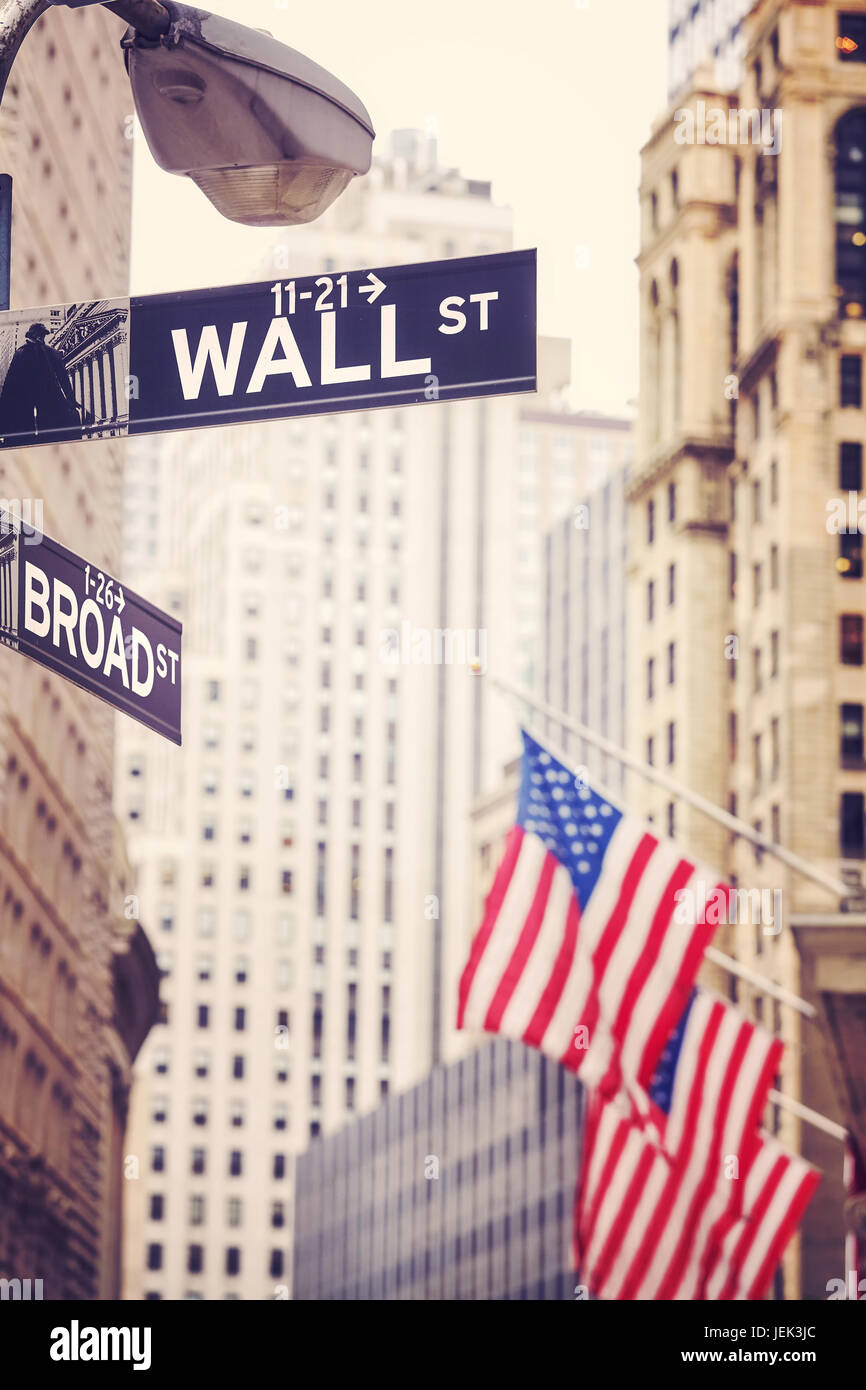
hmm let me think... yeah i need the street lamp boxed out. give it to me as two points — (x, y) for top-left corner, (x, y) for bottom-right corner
(0, 0), (374, 303)
(121, 4), (375, 227)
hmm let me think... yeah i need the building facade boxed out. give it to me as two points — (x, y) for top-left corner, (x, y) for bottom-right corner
(117, 131), (550, 1300)
(292, 1037), (583, 1301)
(0, 5), (158, 1299)
(632, 0), (866, 1297)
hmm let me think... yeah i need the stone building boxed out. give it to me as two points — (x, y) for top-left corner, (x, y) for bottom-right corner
(0, 5), (158, 1300)
(631, 0), (866, 1296)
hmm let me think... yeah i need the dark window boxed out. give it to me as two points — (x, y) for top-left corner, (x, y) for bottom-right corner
(146, 1243), (162, 1271)
(838, 15), (866, 62)
(667, 481), (676, 523)
(232, 1055), (245, 1080)
(149, 1194), (164, 1221)
(840, 531), (864, 578)
(667, 563), (675, 606)
(191, 1148), (206, 1175)
(151, 1146), (165, 1173)
(841, 353), (863, 406)
(841, 442), (863, 491)
(273, 1154), (286, 1179)
(226, 1247), (241, 1277)
(647, 580), (654, 622)
(841, 703), (865, 765)
(667, 721), (675, 766)
(229, 1150), (242, 1177)
(647, 499), (655, 544)
(841, 791), (866, 858)
(234, 1007), (246, 1032)
(667, 641), (675, 686)
(188, 1244), (204, 1274)
(841, 614), (865, 664)
(197, 1004), (209, 1029)
(647, 657), (654, 701)
(269, 1250), (284, 1278)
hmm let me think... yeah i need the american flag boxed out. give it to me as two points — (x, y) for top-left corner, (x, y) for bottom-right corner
(458, 731), (720, 1096)
(575, 988), (820, 1299)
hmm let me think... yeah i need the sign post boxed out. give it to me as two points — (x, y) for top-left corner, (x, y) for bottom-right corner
(0, 249), (536, 450)
(0, 511), (182, 744)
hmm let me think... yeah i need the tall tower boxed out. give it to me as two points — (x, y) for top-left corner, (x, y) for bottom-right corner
(634, 0), (866, 1296)
(117, 133), (537, 1300)
(0, 6), (158, 1300)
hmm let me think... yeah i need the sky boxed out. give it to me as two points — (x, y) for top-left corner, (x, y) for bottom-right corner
(129, 0), (669, 415)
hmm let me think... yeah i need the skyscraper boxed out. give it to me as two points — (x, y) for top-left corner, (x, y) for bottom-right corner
(633, 0), (866, 1296)
(0, 5), (158, 1300)
(117, 131), (543, 1299)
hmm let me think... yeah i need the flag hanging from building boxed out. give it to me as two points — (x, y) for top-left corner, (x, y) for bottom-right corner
(457, 730), (722, 1096)
(574, 988), (820, 1300)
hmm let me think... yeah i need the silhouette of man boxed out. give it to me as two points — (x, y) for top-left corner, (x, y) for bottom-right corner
(0, 322), (81, 444)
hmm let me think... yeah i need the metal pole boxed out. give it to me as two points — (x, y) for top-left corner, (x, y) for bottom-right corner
(0, 173), (11, 312)
(490, 674), (851, 901)
(104, 1), (169, 40)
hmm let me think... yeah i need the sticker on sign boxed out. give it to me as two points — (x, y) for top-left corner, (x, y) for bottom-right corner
(0, 511), (182, 744)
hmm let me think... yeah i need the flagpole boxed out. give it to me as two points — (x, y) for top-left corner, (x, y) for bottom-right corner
(490, 675), (849, 900)
(488, 676), (850, 1145)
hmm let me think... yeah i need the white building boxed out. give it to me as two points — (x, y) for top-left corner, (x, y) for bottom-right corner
(668, 0), (755, 99)
(117, 131), (566, 1300)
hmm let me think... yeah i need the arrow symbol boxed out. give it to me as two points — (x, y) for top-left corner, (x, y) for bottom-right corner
(358, 272), (386, 305)
(116, 585), (126, 615)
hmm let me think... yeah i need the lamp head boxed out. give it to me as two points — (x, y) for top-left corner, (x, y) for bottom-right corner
(122, 2), (375, 226)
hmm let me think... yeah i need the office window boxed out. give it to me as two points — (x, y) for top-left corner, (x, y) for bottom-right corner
(197, 1004), (209, 1029)
(384, 846), (394, 924)
(647, 499), (655, 544)
(346, 1076), (356, 1111)
(771, 718), (780, 781)
(146, 1244), (162, 1272)
(227, 1197), (242, 1228)
(770, 459), (778, 504)
(647, 657), (655, 701)
(667, 721), (675, 766)
(273, 1103), (288, 1131)
(191, 1148), (206, 1176)
(770, 545), (779, 590)
(841, 614), (865, 664)
(729, 550), (737, 599)
(193, 1049), (210, 1079)
(273, 1154), (286, 1179)
(771, 630), (779, 677)
(728, 710), (737, 762)
(269, 1251), (284, 1279)
(188, 1245), (204, 1275)
(151, 1146), (165, 1173)
(646, 736), (654, 767)
(149, 1194), (164, 1222)
(839, 531), (864, 578)
(229, 1150), (243, 1177)
(841, 354), (863, 407)
(841, 704), (865, 765)
(753, 647), (762, 693)
(841, 792), (866, 858)
(752, 479), (762, 524)
(234, 1007), (246, 1032)
(667, 481), (676, 524)
(226, 1248), (241, 1277)
(753, 562), (762, 608)
(192, 1097), (208, 1127)
(667, 563), (675, 606)
(666, 802), (675, 838)
(753, 734), (762, 787)
(232, 1054), (245, 1081)
(840, 442), (863, 491)
(316, 842), (327, 916)
(667, 641), (675, 686)
(230, 1100), (245, 1128)
(647, 579), (654, 622)
(189, 1195), (204, 1226)
(271, 1201), (285, 1229)
(234, 956), (249, 985)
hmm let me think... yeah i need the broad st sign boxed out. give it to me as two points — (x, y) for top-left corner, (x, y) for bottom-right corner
(0, 250), (536, 449)
(0, 512), (182, 744)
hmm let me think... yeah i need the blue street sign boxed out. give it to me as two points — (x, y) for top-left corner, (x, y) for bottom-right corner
(0, 250), (536, 451)
(0, 511), (182, 744)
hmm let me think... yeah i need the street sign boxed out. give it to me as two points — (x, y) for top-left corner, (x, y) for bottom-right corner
(0, 511), (182, 744)
(0, 250), (536, 450)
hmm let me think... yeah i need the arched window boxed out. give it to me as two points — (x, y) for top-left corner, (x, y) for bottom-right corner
(835, 109), (866, 317)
